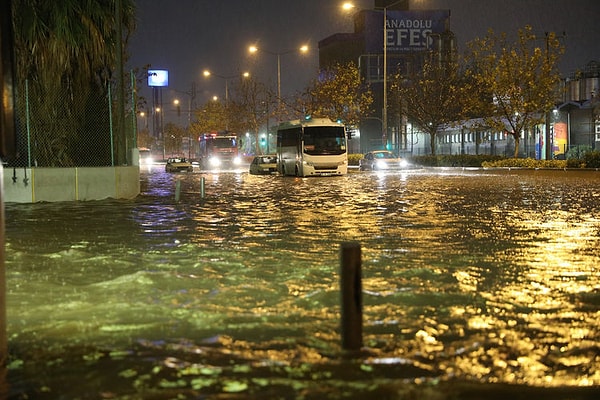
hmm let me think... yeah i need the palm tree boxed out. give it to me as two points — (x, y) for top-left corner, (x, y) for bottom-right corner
(12, 0), (136, 166)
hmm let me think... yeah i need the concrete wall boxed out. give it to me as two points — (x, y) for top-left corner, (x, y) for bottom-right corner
(2, 166), (140, 203)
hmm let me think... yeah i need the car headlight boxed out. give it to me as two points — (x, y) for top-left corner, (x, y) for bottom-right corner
(209, 156), (221, 167)
(399, 159), (408, 168)
(233, 156), (242, 165)
(375, 160), (388, 169)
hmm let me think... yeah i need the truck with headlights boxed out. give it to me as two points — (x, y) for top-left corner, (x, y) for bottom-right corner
(198, 131), (242, 170)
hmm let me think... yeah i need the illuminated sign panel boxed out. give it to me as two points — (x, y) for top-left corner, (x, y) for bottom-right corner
(553, 121), (568, 157)
(148, 69), (169, 87)
(364, 10), (450, 53)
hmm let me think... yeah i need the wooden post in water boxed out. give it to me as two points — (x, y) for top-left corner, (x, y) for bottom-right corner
(340, 241), (362, 351)
(175, 179), (181, 202)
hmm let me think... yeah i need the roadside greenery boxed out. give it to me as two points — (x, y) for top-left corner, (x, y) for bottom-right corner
(347, 153), (363, 166)
(481, 158), (567, 168)
(228, 78), (274, 155)
(349, 152), (600, 169)
(463, 26), (564, 157)
(12, 0), (136, 166)
(390, 47), (465, 156)
(567, 150), (600, 168)
(479, 151), (600, 168)
(299, 62), (373, 126)
(412, 154), (504, 167)
(387, 25), (564, 157)
(163, 123), (188, 158)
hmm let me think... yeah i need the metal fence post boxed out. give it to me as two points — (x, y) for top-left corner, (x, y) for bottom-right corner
(108, 82), (114, 166)
(24, 80), (31, 167)
(130, 70), (137, 148)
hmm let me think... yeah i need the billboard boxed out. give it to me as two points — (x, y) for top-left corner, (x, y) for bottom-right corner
(364, 10), (451, 53)
(553, 121), (568, 157)
(148, 69), (169, 87)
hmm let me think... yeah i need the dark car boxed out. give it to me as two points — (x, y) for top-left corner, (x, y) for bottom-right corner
(165, 157), (193, 172)
(249, 155), (278, 175)
(359, 150), (408, 171)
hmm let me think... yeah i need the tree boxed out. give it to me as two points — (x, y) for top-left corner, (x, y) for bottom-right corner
(228, 77), (272, 155)
(163, 122), (187, 157)
(12, 0), (136, 166)
(300, 62), (373, 127)
(464, 25), (564, 157)
(136, 127), (155, 150)
(190, 99), (229, 135)
(390, 55), (465, 155)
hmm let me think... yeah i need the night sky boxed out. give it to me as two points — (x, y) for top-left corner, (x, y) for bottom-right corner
(127, 0), (600, 114)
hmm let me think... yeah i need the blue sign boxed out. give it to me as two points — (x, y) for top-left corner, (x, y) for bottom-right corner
(148, 69), (169, 87)
(364, 10), (451, 53)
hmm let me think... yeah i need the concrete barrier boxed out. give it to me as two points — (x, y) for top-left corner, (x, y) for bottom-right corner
(2, 166), (140, 203)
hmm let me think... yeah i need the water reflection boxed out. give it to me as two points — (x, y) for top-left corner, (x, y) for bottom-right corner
(5, 168), (600, 397)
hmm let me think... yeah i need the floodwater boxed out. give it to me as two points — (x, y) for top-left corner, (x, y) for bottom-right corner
(3, 166), (600, 399)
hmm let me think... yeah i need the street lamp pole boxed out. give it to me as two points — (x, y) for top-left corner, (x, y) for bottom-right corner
(277, 53), (281, 105)
(203, 70), (250, 102)
(383, 5), (388, 150)
(382, 0), (408, 150)
(203, 71), (249, 131)
(248, 45), (308, 120)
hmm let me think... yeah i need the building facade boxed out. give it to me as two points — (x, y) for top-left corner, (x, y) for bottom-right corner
(319, 2), (599, 158)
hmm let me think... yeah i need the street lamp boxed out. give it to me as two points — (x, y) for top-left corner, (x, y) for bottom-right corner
(138, 111), (148, 129)
(342, 2), (354, 11)
(203, 70), (250, 102)
(173, 99), (181, 117)
(248, 44), (309, 113)
(173, 83), (197, 126)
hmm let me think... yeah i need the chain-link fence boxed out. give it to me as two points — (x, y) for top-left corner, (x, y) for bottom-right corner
(5, 78), (136, 168)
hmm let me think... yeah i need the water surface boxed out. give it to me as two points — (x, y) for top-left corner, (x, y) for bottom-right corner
(5, 167), (600, 398)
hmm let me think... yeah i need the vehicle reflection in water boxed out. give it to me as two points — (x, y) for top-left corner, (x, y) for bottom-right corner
(5, 168), (600, 398)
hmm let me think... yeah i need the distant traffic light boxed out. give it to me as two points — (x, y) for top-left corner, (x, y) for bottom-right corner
(346, 126), (355, 140)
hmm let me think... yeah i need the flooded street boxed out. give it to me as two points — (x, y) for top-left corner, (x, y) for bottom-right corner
(4, 167), (600, 399)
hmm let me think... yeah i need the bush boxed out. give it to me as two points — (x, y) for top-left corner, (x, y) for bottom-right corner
(583, 150), (600, 168)
(566, 145), (592, 159)
(410, 154), (504, 167)
(481, 158), (567, 168)
(348, 153), (363, 166)
(353, 152), (599, 169)
(566, 158), (586, 168)
(562, 149), (600, 169)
